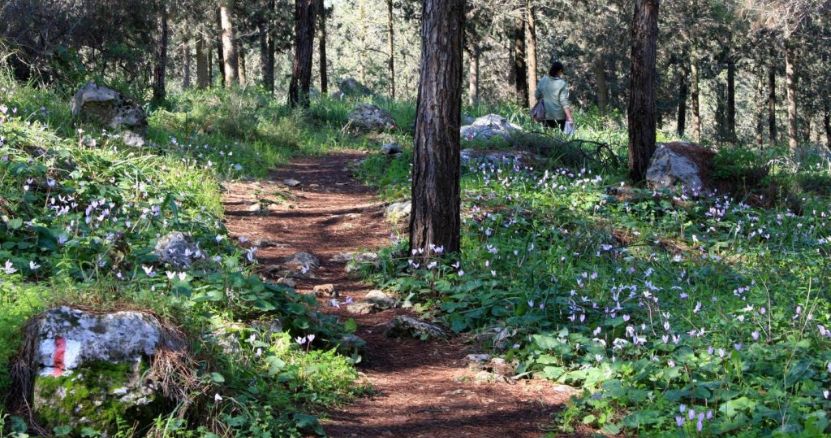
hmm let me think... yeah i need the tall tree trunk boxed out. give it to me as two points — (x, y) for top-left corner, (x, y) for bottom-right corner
(824, 102), (831, 148)
(525, 0), (538, 108)
(216, 8), (225, 85)
(260, 19), (275, 92)
(387, 0), (396, 99)
(768, 64), (777, 144)
(627, 0), (660, 182)
(717, 81), (729, 140)
(152, 1), (169, 103)
(677, 66), (687, 137)
(237, 41), (247, 85)
(468, 47), (480, 106)
(756, 71), (765, 146)
(288, 0), (317, 107)
(690, 54), (701, 142)
(410, 0), (465, 259)
(318, 0), (328, 94)
(512, 22), (529, 107)
(727, 58), (736, 142)
(182, 41), (192, 89)
(220, 3), (239, 87)
(196, 37), (210, 89)
(594, 55), (609, 114)
(785, 36), (798, 152)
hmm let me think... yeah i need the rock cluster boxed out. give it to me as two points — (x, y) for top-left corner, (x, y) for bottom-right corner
(460, 114), (522, 141)
(347, 104), (396, 133)
(71, 82), (148, 146)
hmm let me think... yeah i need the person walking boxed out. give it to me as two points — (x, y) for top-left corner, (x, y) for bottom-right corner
(534, 61), (574, 131)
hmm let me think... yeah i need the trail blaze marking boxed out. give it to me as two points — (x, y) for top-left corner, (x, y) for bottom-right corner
(53, 337), (66, 377)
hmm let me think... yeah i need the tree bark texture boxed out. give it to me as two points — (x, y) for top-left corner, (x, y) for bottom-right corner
(627, 0), (659, 182)
(512, 22), (529, 107)
(409, 0), (465, 258)
(785, 36), (798, 152)
(220, 3), (239, 87)
(182, 41), (192, 89)
(260, 21), (275, 92)
(289, 0), (317, 107)
(768, 65), (777, 144)
(152, 1), (169, 103)
(594, 55), (609, 114)
(690, 55), (701, 142)
(469, 46), (480, 106)
(196, 37), (210, 88)
(726, 59), (736, 141)
(525, 1), (538, 108)
(237, 41), (247, 85)
(824, 102), (831, 148)
(388, 0), (396, 99)
(318, 0), (328, 94)
(677, 67), (687, 137)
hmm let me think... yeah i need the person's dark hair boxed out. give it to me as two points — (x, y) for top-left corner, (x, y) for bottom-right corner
(549, 61), (564, 77)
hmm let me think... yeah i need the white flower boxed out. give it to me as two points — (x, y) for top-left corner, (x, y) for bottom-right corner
(29, 261), (40, 270)
(177, 272), (187, 281)
(3, 260), (17, 274)
(214, 393), (223, 403)
(166, 271), (176, 280)
(142, 265), (155, 277)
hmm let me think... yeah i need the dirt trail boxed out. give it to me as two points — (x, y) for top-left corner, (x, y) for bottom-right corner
(222, 152), (574, 438)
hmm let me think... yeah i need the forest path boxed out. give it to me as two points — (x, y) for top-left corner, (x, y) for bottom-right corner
(222, 152), (574, 438)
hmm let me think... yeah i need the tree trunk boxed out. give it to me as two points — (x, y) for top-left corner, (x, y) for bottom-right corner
(410, 0), (465, 259)
(627, 0), (660, 182)
(756, 71), (765, 146)
(690, 54), (701, 142)
(288, 0), (318, 107)
(238, 41), (247, 85)
(768, 64), (777, 144)
(824, 102), (831, 148)
(512, 22), (529, 107)
(677, 66), (687, 137)
(208, 40), (214, 84)
(260, 19), (275, 92)
(716, 81), (726, 140)
(525, 0), (538, 108)
(594, 55), (609, 114)
(318, 0), (328, 94)
(216, 8), (225, 85)
(182, 41), (192, 89)
(387, 0), (396, 100)
(152, 1), (169, 103)
(785, 36), (798, 152)
(468, 47), (480, 106)
(727, 59), (736, 142)
(220, 3), (239, 87)
(196, 37), (210, 88)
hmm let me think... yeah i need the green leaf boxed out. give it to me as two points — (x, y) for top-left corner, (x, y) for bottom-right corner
(344, 318), (358, 333)
(266, 356), (286, 376)
(601, 423), (622, 435)
(6, 218), (23, 230)
(210, 372), (225, 383)
(719, 396), (756, 418)
(582, 414), (596, 425)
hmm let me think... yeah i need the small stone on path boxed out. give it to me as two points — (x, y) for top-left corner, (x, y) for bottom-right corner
(283, 178), (301, 187)
(313, 283), (338, 297)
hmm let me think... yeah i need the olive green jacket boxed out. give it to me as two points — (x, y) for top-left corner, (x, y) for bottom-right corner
(535, 75), (571, 121)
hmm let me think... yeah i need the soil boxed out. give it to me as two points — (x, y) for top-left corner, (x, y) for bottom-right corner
(222, 151), (576, 438)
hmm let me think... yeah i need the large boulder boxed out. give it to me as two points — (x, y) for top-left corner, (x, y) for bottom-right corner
(71, 82), (148, 138)
(460, 114), (522, 141)
(335, 77), (372, 98)
(385, 315), (446, 340)
(13, 306), (186, 434)
(646, 142), (714, 192)
(347, 104), (397, 133)
(385, 200), (412, 223)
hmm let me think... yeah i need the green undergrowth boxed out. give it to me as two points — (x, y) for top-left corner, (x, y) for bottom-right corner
(0, 79), (372, 436)
(356, 118), (831, 434)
